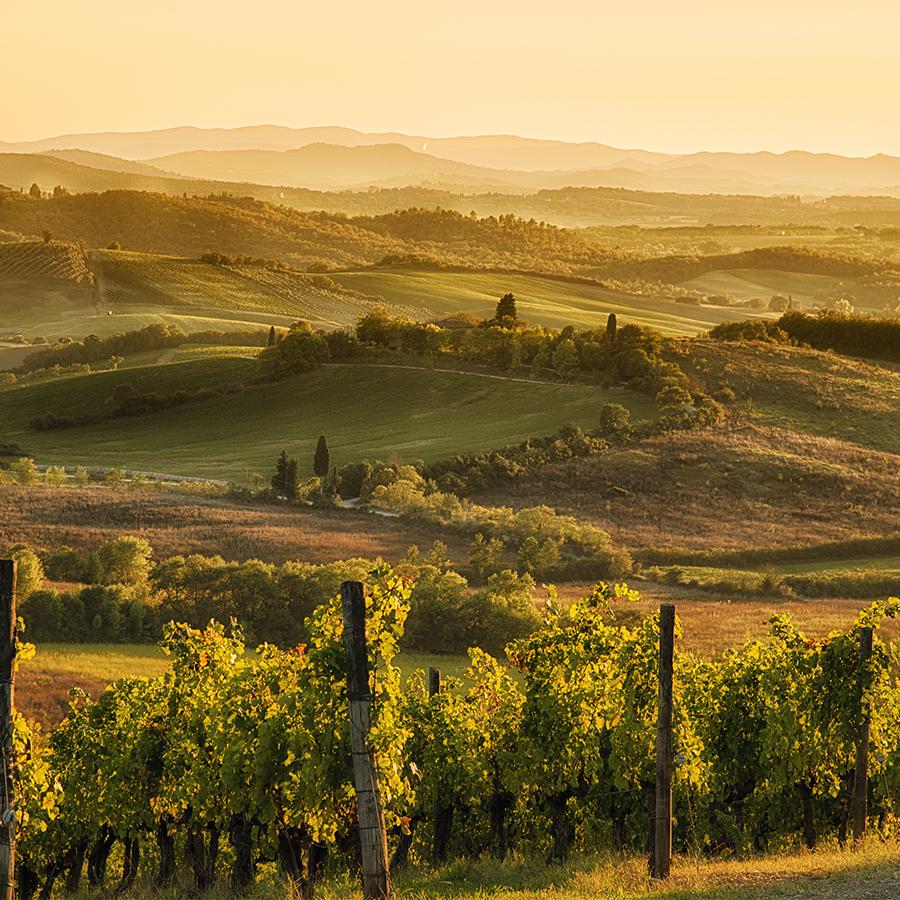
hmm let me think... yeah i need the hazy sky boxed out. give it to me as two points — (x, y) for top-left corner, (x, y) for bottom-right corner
(4, 0), (898, 155)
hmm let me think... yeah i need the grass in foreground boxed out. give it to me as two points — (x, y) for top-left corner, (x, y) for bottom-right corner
(61, 840), (900, 899)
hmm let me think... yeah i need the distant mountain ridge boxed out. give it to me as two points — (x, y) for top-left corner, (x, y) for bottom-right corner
(4, 125), (900, 196)
(145, 143), (528, 192)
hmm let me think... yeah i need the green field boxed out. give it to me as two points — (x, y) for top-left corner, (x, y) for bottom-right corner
(331, 269), (776, 336)
(680, 267), (840, 305)
(1, 249), (431, 341)
(0, 279), (295, 341)
(774, 555), (900, 575)
(30, 642), (468, 684)
(2, 359), (654, 480)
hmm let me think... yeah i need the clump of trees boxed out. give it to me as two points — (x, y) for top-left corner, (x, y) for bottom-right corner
(271, 450), (300, 500)
(200, 252), (290, 270)
(710, 309), (900, 361)
(331, 460), (632, 582)
(30, 381), (236, 432)
(258, 321), (330, 378)
(18, 538), (542, 652)
(350, 308), (720, 425)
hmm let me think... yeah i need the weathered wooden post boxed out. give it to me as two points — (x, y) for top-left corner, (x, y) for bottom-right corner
(851, 626), (874, 841)
(0, 560), (17, 900)
(340, 581), (394, 900)
(652, 603), (675, 880)
(428, 667), (441, 698)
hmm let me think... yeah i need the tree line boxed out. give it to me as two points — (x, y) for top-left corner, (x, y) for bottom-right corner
(710, 309), (900, 361)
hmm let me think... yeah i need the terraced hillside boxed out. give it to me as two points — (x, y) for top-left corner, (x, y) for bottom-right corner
(0, 239), (90, 282)
(0, 240), (101, 347)
(100, 251), (429, 327)
(0, 359), (655, 480)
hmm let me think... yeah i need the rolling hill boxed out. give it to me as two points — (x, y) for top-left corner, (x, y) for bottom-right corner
(8, 153), (900, 230)
(0, 359), (655, 480)
(0, 241), (429, 338)
(330, 269), (775, 336)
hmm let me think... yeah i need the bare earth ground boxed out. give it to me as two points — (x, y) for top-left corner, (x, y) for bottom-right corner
(477, 424), (900, 552)
(17, 669), (108, 731)
(0, 485), (469, 563)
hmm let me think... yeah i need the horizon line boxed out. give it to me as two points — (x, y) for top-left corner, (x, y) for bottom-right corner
(1, 122), (896, 162)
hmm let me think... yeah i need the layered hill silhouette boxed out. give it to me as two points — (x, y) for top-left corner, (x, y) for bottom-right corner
(6, 152), (900, 230)
(146, 143), (526, 191)
(5, 125), (900, 195)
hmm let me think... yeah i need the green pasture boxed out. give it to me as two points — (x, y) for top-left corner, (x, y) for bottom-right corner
(1, 358), (654, 480)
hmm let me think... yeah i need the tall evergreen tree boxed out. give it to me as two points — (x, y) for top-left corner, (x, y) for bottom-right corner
(267, 326), (277, 347)
(606, 312), (617, 342)
(271, 449), (289, 496)
(494, 293), (518, 326)
(314, 435), (330, 479)
(283, 458), (299, 500)
(272, 449), (299, 499)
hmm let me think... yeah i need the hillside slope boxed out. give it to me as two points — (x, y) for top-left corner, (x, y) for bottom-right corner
(0, 191), (628, 273)
(0, 360), (655, 479)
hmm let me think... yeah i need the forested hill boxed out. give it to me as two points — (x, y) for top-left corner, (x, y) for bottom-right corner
(2, 189), (898, 286)
(0, 190), (630, 272)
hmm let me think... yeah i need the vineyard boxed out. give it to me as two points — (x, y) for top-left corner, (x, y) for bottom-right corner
(9, 570), (900, 898)
(0, 241), (90, 284)
(98, 251), (429, 328)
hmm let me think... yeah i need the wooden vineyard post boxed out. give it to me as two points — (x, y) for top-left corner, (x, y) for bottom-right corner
(340, 581), (394, 900)
(428, 666), (441, 698)
(851, 626), (874, 841)
(652, 603), (675, 880)
(0, 561), (16, 900)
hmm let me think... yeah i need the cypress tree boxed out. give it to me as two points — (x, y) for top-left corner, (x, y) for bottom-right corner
(267, 326), (277, 347)
(284, 458), (299, 500)
(271, 449), (289, 496)
(606, 313), (617, 342)
(494, 293), (518, 326)
(314, 435), (330, 479)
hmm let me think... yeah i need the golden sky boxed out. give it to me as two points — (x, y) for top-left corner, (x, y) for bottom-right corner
(4, 0), (898, 155)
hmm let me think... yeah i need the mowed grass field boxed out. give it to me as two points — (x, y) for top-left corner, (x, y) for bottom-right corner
(679, 267), (839, 305)
(331, 269), (776, 335)
(1, 359), (655, 480)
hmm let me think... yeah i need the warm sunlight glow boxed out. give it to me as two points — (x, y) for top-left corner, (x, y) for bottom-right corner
(4, 0), (899, 155)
